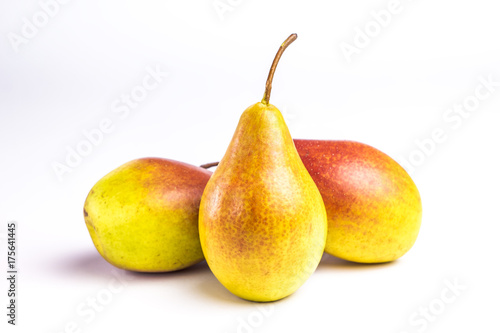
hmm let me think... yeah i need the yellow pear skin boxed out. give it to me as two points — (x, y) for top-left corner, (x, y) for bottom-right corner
(294, 140), (422, 263)
(84, 158), (211, 272)
(199, 34), (327, 302)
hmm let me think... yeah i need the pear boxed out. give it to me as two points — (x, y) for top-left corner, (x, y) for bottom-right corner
(293, 139), (422, 263)
(199, 34), (327, 302)
(83, 158), (211, 272)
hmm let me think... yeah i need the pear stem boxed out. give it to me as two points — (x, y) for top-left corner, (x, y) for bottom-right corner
(200, 162), (219, 169)
(261, 33), (298, 105)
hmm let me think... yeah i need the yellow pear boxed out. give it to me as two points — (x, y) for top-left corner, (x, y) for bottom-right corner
(294, 139), (422, 263)
(199, 34), (327, 302)
(84, 158), (211, 272)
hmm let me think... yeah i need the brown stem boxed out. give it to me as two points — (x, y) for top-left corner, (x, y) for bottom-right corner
(261, 33), (298, 105)
(200, 162), (219, 169)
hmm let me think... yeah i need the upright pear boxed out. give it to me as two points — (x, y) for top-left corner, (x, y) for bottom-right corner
(199, 34), (327, 302)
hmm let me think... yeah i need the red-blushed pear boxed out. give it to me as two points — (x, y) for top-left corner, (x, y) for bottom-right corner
(83, 158), (211, 272)
(293, 139), (422, 263)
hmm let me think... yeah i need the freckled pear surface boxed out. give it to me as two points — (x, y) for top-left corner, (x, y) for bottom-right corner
(199, 103), (328, 302)
(294, 139), (422, 263)
(83, 158), (211, 272)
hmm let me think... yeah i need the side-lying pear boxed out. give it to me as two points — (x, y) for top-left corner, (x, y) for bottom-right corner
(84, 158), (211, 272)
(294, 139), (422, 263)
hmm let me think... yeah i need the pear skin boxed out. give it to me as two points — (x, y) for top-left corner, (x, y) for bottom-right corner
(199, 35), (327, 302)
(294, 139), (422, 263)
(200, 103), (327, 302)
(84, 158), (211, 272)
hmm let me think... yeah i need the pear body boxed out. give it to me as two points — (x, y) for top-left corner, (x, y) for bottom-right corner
(294, 139), (422, 263)
(199, 103), (327, 302)
(84, 158), (211, 272)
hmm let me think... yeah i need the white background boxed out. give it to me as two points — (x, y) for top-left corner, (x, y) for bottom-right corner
(1, 0), (499, 332)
